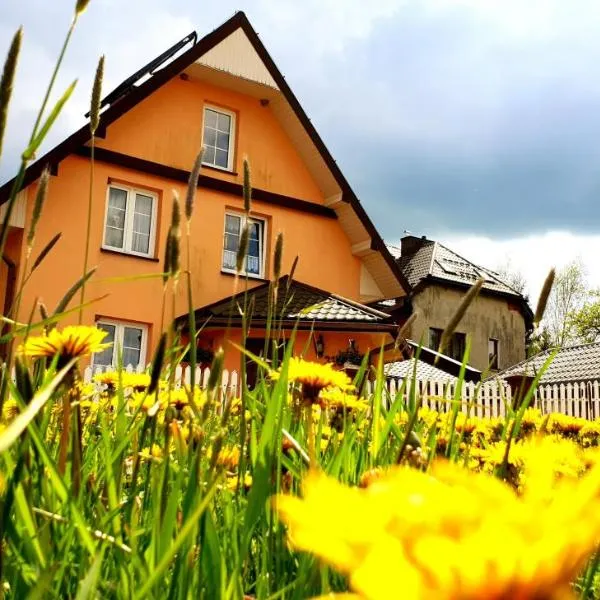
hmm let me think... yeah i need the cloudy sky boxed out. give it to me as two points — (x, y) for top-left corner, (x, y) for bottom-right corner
(2, 0), (600, 299)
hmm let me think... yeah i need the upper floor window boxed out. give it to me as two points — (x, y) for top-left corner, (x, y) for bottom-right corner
(202, 106), (235, 171)
(488, 338), (499, 370)
(103, 185), (157, 258)
(93, 319), (148, 369)
(449, 332), (466, 362)
(428, 327), (442, 351)
(222, 212), (266, 278)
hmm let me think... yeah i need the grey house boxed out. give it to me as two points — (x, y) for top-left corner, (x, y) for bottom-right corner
(387, 235), (533, 373)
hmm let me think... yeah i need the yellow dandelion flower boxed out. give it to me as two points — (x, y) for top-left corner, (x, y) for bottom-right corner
(209, 445), (240, 471)
(94, 371), (150, 392)
(19, 326), (110, 367)
(275, 459), (600, 600)
(319, 387), (368, 412)
(2, 398), (19, 422)
(139, 444), (163, 461)
(271, 357), (354, 403)
(224, 472), (252, 492)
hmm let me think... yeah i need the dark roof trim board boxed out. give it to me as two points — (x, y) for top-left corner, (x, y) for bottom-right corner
(0, 11), (410, 295)
(75, 146), (337, 218)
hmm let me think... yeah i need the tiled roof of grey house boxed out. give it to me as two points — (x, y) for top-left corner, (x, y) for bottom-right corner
(180, 276), (394, 327)
(388, 238), (523, 297)
(494, 342), (600, 384)
(385, 358), (457, 382)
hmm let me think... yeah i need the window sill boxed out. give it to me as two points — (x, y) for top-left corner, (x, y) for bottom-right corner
(220, 269), (269, 283)
(100, 247), (160, 262)
(202, 163), (238, 176)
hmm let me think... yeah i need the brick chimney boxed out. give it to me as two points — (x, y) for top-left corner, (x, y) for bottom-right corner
(400, 235), (429, 258)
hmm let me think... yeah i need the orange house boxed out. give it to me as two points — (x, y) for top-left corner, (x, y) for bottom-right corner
(0, 12), (409, 373)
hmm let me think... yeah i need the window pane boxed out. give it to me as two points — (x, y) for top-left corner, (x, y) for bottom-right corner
(217, 112), (231, 132)
(428, 328), (441, 350)
(104, 188), (127, 248)
(122, 326), (142, 367)
(135, 194), (152, 216)
(203, 145), (216, 165)
(246, 221), (262, 275)
(131, 194), (153, 254)
(246, 254), (260, 275)
(225, 214), (241, 234)
(204, 127), (217, 148)
(215, 149), (229, 168)
(204, 108), (218, 128)
(223, 215), (240, 270)
(94, 323), (115, 367)
(216, 131), (230, 151)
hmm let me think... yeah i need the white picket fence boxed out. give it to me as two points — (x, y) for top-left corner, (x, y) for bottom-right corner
(83, 363), (240, 399)
(82, 365), (600, 421)
(374, 377), (600, 420)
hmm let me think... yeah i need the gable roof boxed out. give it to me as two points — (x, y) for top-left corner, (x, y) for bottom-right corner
(176, 276), (397, 332)
(384, 358), (457, 383)
(389, 237), (522, 296)
(0, 12), (409, 300)
(494, 342), (600, 385)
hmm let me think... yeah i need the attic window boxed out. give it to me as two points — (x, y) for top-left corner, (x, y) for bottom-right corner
(202, 106), (235, 171)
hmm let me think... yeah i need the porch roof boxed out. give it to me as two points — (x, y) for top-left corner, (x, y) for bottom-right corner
(176, 276), (398, 332)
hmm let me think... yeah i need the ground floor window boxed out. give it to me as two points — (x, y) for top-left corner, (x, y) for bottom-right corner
(93, 319), (148, 369)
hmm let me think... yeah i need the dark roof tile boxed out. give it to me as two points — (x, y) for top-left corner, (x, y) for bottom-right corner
(495, 342), (600, 384)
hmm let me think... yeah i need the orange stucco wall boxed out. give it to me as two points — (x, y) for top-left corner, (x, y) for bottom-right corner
(196, 328), (392, 372)
(9, 70), (374, 366)
(96, 77), (324, 203)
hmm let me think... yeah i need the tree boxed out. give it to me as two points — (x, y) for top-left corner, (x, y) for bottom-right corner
(568, 291), (600, 343)
(495, 260), (528, 296)
(544, 259), (587, 347)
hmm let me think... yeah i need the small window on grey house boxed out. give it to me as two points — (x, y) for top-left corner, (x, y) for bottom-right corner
(428, 327), (442, 351)
(449, 332), (466, 362)
(488, 338), (499, 370)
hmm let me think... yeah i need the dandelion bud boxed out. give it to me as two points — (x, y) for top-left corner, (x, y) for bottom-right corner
(169, 230), (180, 276)
(209, 430), (225, 472)
(236, 225), (249, 273)
(90, 55), (104, 134)
(534, 268), (555, 326)
(38, 301), (49, 322)
(165, 193), (181, 277)
(162, 232), (173, 284)
(243, 157), (252, 213)
(170, 191), (181, 232)
(75, 0), (91, 16)
(207, 347), (224, 392)
(288, 255), (299, 285)
(185, 148), (203, 221)
(273, 232), (283, 280)
(148, 332), (167, 395)
(438, 278), (483, 357)
(27, 167), (50, 249)
(0, 28), (22, 159)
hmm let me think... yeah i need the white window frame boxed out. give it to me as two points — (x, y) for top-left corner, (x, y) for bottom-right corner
(201, 105), (236, 172)
(221, 212), (267, 279)
(102, 184), (158, 258)
(93, 319), (148, 370)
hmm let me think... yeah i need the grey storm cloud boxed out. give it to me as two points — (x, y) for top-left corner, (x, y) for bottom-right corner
(3, 0), (600, 240)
